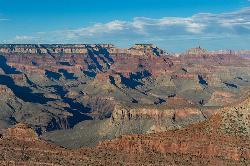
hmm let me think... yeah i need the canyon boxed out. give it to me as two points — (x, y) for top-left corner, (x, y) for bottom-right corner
(0, 44), (249, 165)
(0, 94), (249, 165)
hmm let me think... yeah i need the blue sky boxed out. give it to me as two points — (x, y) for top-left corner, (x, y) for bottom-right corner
(0, 0), (250, 52)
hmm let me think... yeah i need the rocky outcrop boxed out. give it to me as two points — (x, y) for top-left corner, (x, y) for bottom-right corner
(185, 46), (208, 55)
(0, 44), (90, 54)
(0, 44), (167, 56)
(1, 94), (250, 165)
(95, 96), (250, 165)
(0, 123), (94, 165)
(111, 104), (207, 127)
(2, 123), (38, 141)
(108, 44), (167, 57)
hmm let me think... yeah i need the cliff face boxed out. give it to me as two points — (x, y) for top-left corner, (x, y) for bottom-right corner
(0, 44), (164, 56)
(0, 44), (90, 54)
(95, 96), (250, 165)
(111, 104), (208, 129)
(0, 44), (249, 149)
(185, 46), (208, 55)
(0, 44), (249, 164)
(1, 96), (249, 165)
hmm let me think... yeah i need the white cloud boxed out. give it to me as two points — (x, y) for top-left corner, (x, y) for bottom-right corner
(63, 20), (127, 37)
(55, 7), (250, 39)
(14, 35), (34, 40)
(7, 7), (250, 50)
(8, 35), (39, 43)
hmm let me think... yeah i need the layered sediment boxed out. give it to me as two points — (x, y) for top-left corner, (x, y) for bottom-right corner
(0, 44), (249, 149)
(0, 95), (249, 165)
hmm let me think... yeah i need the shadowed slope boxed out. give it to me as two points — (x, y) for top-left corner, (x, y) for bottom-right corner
(0, 95), (249, 165)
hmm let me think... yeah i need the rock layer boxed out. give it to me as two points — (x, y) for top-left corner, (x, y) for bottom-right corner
(0, 95), (249, 165)
(0, 44), (249, 148)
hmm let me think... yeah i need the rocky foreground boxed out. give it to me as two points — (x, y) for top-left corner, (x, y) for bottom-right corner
(0, 94), (249, 165)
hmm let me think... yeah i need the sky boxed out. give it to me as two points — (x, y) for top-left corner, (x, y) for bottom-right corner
(0, 0), (250, 52)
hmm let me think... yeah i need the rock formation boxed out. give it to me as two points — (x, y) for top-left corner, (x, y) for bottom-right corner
(94, 95), (250, 165)
(0, 44), (249, 149)
(0, 95), (249, 165)
(185, 46), (208, 55)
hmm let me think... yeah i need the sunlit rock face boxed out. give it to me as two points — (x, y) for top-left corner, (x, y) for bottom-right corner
(0, 44), (249, 149)
(0, 96), (249, 165)
(185, 46), (208, 55)
(95, 96), (250, 165)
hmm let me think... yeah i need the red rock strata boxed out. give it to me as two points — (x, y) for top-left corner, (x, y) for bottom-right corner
(0, 96), (249, 165)
(94, 96), (250, 165)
